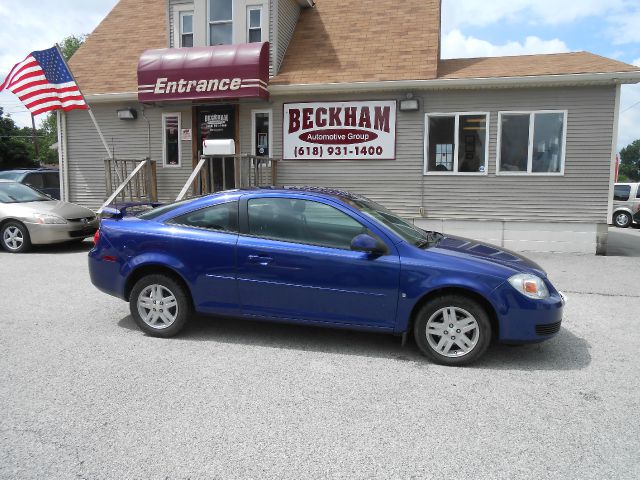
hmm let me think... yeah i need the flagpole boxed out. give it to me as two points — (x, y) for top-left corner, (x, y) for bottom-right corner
(54, 44), (112, 159)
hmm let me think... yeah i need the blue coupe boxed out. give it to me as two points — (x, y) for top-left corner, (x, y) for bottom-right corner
(89, 187), (564, 366)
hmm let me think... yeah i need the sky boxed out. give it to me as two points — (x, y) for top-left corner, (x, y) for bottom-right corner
(1, 0), (639, 150)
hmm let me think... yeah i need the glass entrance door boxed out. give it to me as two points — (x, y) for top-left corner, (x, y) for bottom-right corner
(196, 105), (236, 192)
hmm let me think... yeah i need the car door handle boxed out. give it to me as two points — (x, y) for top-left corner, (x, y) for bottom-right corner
(247, 254), (273, 266)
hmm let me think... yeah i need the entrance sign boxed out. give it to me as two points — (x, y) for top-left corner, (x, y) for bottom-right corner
(283, 101), (397, 160)
(137, 43), (269, 102)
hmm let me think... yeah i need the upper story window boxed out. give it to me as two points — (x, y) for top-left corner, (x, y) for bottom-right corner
(179, 10), (194, 47)
(497, 111), (567, 175)
(209, 0), (233, 45)
(247, 6), (263, 43)
(424, 113), (489, 175)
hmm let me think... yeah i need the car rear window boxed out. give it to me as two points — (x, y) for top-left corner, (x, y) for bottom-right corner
(138, 198), (196, 220)
(614, 185), (631, 201)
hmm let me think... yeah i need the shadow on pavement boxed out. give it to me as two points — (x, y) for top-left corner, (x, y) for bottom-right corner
(117, 314), (591, 371)
(26, 240), (93, 255)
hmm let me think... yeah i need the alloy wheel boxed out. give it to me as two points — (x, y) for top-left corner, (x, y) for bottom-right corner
(615, 213), (630, 227)
(137, 284), (179, 329)
(3, 226), (24, 251)
(425, 306), (480, 357)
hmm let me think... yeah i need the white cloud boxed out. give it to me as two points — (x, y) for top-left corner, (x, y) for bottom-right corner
(0, 0), (118, 127)
(634, 58), (640, 67)
(442, 29), (570, 59)
(607, 9), (640, 45)
(442, 0), (627, 31)
(619, 84), (640, 151)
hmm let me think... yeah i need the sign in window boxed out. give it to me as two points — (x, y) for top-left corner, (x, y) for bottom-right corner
(424, 113), (488, 174)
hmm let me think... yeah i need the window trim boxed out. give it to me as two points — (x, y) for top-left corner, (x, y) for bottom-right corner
(246, 5), (263, 43)
(208, 0), (234, 46)
(172, 4), (194, 48)
(496, 110), (568, 176)
(423, 112), (490, 176)
(251, 109), (272, 158)
(162, 112), (182, 168)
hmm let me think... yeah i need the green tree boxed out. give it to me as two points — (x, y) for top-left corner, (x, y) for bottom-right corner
(0, 108), (38, 169)
(619, 139), (640, 182)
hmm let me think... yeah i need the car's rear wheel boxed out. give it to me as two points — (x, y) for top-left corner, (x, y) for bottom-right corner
(1, 221), (31, 253)
(413, 294), (491, 366)
(129, 274), (191, 337)
(613, 211), (632, 228)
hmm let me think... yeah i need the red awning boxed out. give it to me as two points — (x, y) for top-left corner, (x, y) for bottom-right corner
(137, 42), (269, 103)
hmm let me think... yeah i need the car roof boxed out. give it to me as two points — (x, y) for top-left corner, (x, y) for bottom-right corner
(0, 168), (57, 173)
(237, 186), (369, 202)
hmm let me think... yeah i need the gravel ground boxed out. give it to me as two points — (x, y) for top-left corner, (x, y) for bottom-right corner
(0, 242), (639, 479)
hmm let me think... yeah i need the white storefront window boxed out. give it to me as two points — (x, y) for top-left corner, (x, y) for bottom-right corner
(497, 110), (567, 175)
(424, 112), (489, 175)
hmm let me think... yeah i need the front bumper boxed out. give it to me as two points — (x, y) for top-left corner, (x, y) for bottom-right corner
(489, 281), (565, 343)
(25, 219), (99, 244)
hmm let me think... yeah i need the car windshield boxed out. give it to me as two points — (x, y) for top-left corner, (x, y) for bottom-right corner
(343, 197), (442, 248)
(0, 171), (22, 181)
(0, 182), (50, 203)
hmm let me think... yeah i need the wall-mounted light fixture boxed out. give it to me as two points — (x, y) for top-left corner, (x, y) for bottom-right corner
(117, 108), (138, 120)
(399, 93), (420, 112)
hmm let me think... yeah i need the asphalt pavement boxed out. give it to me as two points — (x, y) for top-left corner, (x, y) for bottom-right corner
(607, 225), (640, 256)
(1, 242), (639, 479)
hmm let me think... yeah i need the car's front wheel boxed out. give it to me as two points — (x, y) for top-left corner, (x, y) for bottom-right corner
(413, 294), (492, 366)
(1, 221), (31, 253)
(129, 274), (192, 337)
(613, 211), (632, 228)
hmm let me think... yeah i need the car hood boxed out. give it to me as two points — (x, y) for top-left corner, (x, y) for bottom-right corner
(2, 200), (95, 219)
(430, 234), (547, 277)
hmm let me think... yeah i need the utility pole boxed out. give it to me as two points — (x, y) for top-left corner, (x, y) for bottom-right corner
(30, 114), (40, 161)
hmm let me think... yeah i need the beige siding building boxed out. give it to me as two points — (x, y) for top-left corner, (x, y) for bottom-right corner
(61, 0), (640, 254)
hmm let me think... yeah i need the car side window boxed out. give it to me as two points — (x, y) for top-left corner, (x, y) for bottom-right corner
(24, 173), (44, 189)
(636, 185), (640, 199)
(247, 197), (369, 250)
(167, 201), (238, 233)
(613, 185), (631, 201)
(44, 172), (59, 188)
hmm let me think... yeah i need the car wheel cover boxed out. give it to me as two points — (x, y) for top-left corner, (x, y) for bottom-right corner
(3, 226), (24, 250)
(425, 306), (480, 358)
(615, 213), (629, 226)
(137, 284), (179, 329)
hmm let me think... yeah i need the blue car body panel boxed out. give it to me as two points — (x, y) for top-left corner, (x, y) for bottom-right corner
(88, 188), (564, 343)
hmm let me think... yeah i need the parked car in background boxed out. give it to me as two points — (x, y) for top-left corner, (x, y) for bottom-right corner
(0, 168), (60, 200)
(89, 187), (565, 366)
(612, 182), (640, 228)
(0, 180), (98, 253)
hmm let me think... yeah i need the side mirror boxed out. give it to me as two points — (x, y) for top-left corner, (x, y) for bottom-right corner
(350, 234), (387, 256)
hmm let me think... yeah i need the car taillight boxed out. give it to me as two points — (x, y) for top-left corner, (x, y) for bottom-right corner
(93, 229), (100, 245)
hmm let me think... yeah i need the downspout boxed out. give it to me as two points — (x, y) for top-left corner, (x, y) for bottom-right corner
(141, 105), (151, 161)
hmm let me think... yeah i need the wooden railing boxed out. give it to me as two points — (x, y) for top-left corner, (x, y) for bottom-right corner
(177, 155), (279, 201)
(99, 157), (157, 212)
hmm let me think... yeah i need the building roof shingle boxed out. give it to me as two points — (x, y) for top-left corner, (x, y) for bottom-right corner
(271, 0), (442, 85)
(437, 52), (639, 80)
(67, 0), (639, 95)
(69, 0), (166, 95)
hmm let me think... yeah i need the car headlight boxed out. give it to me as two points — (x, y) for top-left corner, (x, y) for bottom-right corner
(31, 213), (67, 225)
(508, 273), (549, 300)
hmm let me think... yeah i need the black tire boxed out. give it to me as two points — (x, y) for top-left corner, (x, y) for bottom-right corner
(413, 294), (492, 366)
(1, 221), (31, 253)
(613, 211), (632, 228)
(129, 274), (192, 337)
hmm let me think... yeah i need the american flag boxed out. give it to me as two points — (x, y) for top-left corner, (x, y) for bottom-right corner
(0, 46), (87, 116)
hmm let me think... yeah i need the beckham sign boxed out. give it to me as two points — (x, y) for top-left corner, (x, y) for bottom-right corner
(283, 101), (397, 160)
